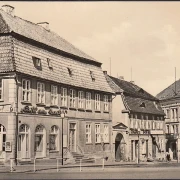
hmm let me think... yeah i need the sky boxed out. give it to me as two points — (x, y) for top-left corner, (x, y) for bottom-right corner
(1, 1), (180, 96)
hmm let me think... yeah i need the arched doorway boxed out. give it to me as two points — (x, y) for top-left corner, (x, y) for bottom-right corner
(35, 125), (46, 158)
(18, 124), (30, 159)
(115, 133), (125, 161)
(0, 124), (6, 161)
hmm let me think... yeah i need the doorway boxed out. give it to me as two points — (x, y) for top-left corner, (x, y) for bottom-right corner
(115, 133), (125, 161)
(69, 123), (76, 152)
(0, 124), (6, 161)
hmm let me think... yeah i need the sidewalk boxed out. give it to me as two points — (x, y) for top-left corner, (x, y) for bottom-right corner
(0, 160), (179, 173)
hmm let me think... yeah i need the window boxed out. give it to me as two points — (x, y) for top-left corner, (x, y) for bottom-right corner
(95, 94), (100, 111)
(67, 68), (73, 77)
(78, 91), (84, 108)
(90, 71), (95, 81)
(33, 56), (41, 69)
(141, 120), (144, 129)
(166, 109), (170, 118)
(35, 125), (45, 152)
(103, 95), (109, 111)
(22, 79), (31, 102)
(142, 141), (146, 154)
(86, 92), (91, 109)
(135, 120), (138, 129)
(51, 85), (58, 105)
(49, 126), (59, 151)
(70, 89), (76, 108)
(103, 124), (109, 143)
(95, 124), (101, 143)
(0, 79), (3, 100)
(140, 102), (146, 108)
(166, 125), (169, 133)
(47, 58), (53, 69)
(61, 88), (67, 106)
(152, 121), (155, 130)
(130, 119), (134, 129)
(85, 123), (91, 143)
(0, 124), (6, 152)
(37, 82), (45, 104)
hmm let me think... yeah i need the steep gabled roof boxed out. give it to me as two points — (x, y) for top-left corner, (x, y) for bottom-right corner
(0, 8), (99, 64)
(106, 75), (164, 115)
(156, 79), (180, 100)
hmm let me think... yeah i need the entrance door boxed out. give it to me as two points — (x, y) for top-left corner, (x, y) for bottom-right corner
(69, 123), (76, 152)
(152, 137), (156, 158)
(115, 133), (125, 161)
(19, 124), (30, 159)
(0, 125), (6, 161)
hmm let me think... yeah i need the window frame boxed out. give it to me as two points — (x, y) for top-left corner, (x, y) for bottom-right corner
(103, 124), (109, 143)
(69, 89), (76, 108)
(78, 91), (84, 109)
(61, 87), (67, 107)
(103, 95), (109, 112)
(0, 79), (3, 101)
(95, 124), (101, 143)
(37, 82), (45, 104)
(49, 125), (59, 152)
(51, 85), (58, 106)
(85, 123), (91, 144)
(22, 79), (31, 102)
(85, 92), (92, 110)
(95, 93), (101, 111)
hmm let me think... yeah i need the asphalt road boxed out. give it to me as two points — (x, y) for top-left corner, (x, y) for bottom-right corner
(1, 166), (180, 179)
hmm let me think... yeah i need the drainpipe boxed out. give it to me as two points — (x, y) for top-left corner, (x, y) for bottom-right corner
(14, 75), (19, 165)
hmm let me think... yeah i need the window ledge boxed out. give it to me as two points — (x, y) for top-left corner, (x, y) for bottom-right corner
(69, 107), (77, 111)
(50, 105), (59, 108)
(60, 106), (68, 110)
(49, 150), (59, 153)
(86, 109), (92, 112)
(36, 103), (46, 106)
(0, 100), (4, 102)
(21, 101), (32, 105)
(85, 143), (93, 145)
(78, 108), (85, 112)
(95, 142), (101, 144)
(103, 111), (109, 113)
(95, 110), (101, 113)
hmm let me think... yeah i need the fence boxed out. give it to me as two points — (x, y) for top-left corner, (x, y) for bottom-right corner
(6, 156), (108, 173)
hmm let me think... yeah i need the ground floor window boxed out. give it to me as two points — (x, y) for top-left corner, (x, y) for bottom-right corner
(0, 124), (6, 152)
(35, 125), (45, 152)
(49, 125), (59, 151)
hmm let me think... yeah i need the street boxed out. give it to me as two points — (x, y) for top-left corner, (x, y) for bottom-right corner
(1, 166), (180, 179)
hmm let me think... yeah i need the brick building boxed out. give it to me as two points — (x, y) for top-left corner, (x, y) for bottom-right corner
(0, 5), (113, 163)
(104, 74), (165, 162)
(157, 80), (180, 160)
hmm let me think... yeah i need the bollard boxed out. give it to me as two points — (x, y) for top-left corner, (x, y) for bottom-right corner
(34, 158), (36, 172)
(80, 159), (82, 172)
(10, 159), (13, 172)
(57, 158), (59, 172)
(102, 158), (104, 170)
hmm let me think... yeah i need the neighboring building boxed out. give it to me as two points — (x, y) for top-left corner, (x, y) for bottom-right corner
(104, 73), (165, 162)
(156, 80), (180, 160)
(0, 5), (113, 163)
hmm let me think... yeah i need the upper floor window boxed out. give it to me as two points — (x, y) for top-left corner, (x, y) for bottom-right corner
(37, 82), (45, 104)
(103, 95), (109, 111)
(0, 79), (3, 100)
(95, 94), (100, 111)
(70, 89), (76, 108)
(22, 79), (31, 102)
(95, 124), (101, 143)
(86, 92), (91, 110)
(85, 123), (91, 144)
(166, 109), (170, 118)
(61, 88), (67, 107)
(51, 85), (58, 105)
(47, 58), (53, 69)
(90, 71), (95, 81)
(103, 124), (109, 143)
(33, 56), (42, 69)
(152, 121), (155, 130)
(67, 68), (73, 77)
(78, 91), (84, 108)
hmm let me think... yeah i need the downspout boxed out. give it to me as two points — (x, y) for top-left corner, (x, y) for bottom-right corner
(14, 75), (18, 165)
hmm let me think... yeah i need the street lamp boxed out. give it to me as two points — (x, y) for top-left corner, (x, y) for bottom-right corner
(60, 109), (67, 166)
(137, 128), (140, 164)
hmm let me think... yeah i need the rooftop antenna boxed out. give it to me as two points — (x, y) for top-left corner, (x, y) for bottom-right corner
(110, 58), (111, 76)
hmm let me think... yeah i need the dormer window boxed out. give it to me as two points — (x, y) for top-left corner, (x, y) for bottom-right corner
(47, 58), (53, 69)
(90, 71), (95, 81)
(140, 102), (146, 108)
(33, 56), (41, 69)
(67, 67), (73, 77)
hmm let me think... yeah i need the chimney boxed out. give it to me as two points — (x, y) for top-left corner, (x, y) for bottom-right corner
(103, 71), (107, 75)
(118, 76), (124, 80)
(2, 5), (14, 16)
(37, 22), (50, 31)
(130, 81), (135, 84)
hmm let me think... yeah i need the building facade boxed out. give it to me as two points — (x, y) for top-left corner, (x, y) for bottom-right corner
(0, 5), (113, 163)
(157, 80), (180, 160)
(105, 74), (166, 162)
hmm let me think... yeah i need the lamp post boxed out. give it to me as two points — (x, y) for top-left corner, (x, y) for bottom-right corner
(60, 109), (67, 166)
(138, 128), (140, 164)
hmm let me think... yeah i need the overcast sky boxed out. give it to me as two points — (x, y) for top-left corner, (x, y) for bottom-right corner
(1, 1), (180, 96)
